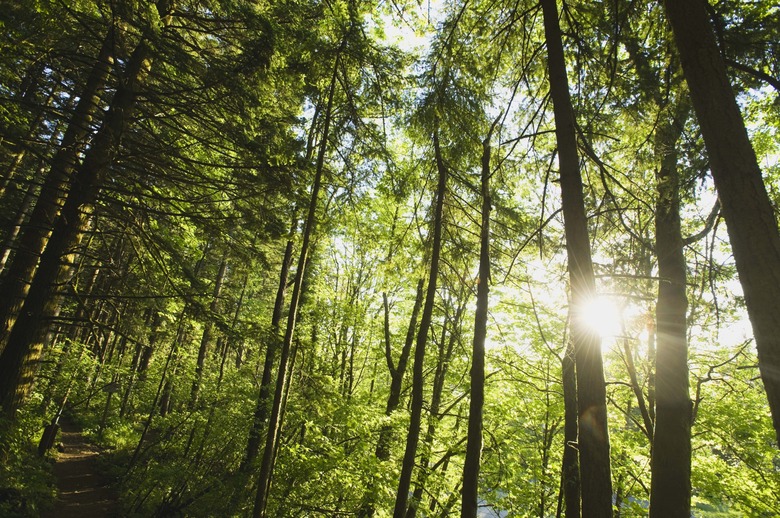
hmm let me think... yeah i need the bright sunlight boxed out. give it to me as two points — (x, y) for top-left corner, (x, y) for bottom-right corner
(581, 295), (623, 340)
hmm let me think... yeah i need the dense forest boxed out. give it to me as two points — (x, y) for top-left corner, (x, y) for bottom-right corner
(0, 0), (778, 516)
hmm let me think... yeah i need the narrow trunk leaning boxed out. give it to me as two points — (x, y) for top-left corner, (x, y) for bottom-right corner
(392, 124), (447, 518)
(357, 278), (424, 518)
(242, 223), (295, 471)
(252, 46), (341, 518)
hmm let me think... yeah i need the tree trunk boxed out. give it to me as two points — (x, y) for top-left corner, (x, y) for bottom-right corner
(406, 296), (463, 518)
(0, 4), (167, 415)
(392, 123), (447, 518)
(252, 46), (341, 518)
(541, 0), (612, 515)
(621, 335), (654, 442)
(662, 0), (780, 444)
(356, 277), (424, 518)
(243, 218), (296, 470)
(649, 105), (691, 517)
(560, 340), (580, 518)
(0, 25), (115, 353)
(461, 117), (498, 518)
(377, 281), (424, 460)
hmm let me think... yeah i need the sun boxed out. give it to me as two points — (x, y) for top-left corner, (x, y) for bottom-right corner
(580, 295), (623, 340)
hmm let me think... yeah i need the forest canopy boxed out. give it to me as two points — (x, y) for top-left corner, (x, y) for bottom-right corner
(0, 0), (778, 516)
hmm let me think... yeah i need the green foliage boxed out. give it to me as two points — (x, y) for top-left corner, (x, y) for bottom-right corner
(0, 407), (56, 517)
(1, 0), (779, 516)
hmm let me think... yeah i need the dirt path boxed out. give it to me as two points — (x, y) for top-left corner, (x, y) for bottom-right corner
(43, 417), (119, 517)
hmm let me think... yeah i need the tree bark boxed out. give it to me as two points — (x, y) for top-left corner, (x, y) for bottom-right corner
(0, 3), (168, 415)
(649, 104), (691, 517)
(392, 124), (447, 518)
(541, 0), (612, 515)
(0, 25), (115, 353)
(662, 0), (780, 444)
(461, 117), (497, 518)
(252, 45), (341, 518)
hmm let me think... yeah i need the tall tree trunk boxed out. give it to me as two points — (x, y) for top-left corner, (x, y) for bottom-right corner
(649, 105), (691, 517)
(0, 26), (115, 352)
(541, 0), (612, 515)
(392, 123), (447, 518)
(252, 46), (341, 518)
(0, 3), (168, 415)
(243, 218), (296, 470)
(461, 117), (498, 518)
(662, 0), (780, 444)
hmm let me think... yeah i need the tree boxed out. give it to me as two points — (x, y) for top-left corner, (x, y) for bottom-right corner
(2, 1), (779, 516)
(252, 35), (343, 518)
(0, 0), (174, 415)
(461, 115), (499, 517)
(649, 99), (692, 517)
(541, 0), (613, 514)
(662, 0), (780, 444)
(392, 120), (448, 518)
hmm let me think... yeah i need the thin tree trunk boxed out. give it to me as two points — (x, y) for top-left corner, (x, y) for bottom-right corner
(406, 297), (463, 518)
(541, 0), (612, 515)
(392, 123), (447, 518)
(462, 117), (498, 518)
(127, 308), (186, 473)
(357, 278), (424, 518)
(662, 0), (780, 444)
(252, 45), (341, 518)
(621, 336), (654, 442)
(243, 215), (296, 470)
(649, 105), (691, 517)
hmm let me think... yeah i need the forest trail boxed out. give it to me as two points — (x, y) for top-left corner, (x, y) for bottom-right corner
(43, 416), (119, 517)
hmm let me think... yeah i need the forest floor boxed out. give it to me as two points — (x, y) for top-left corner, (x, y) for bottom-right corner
(42, 416), (119, 517)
